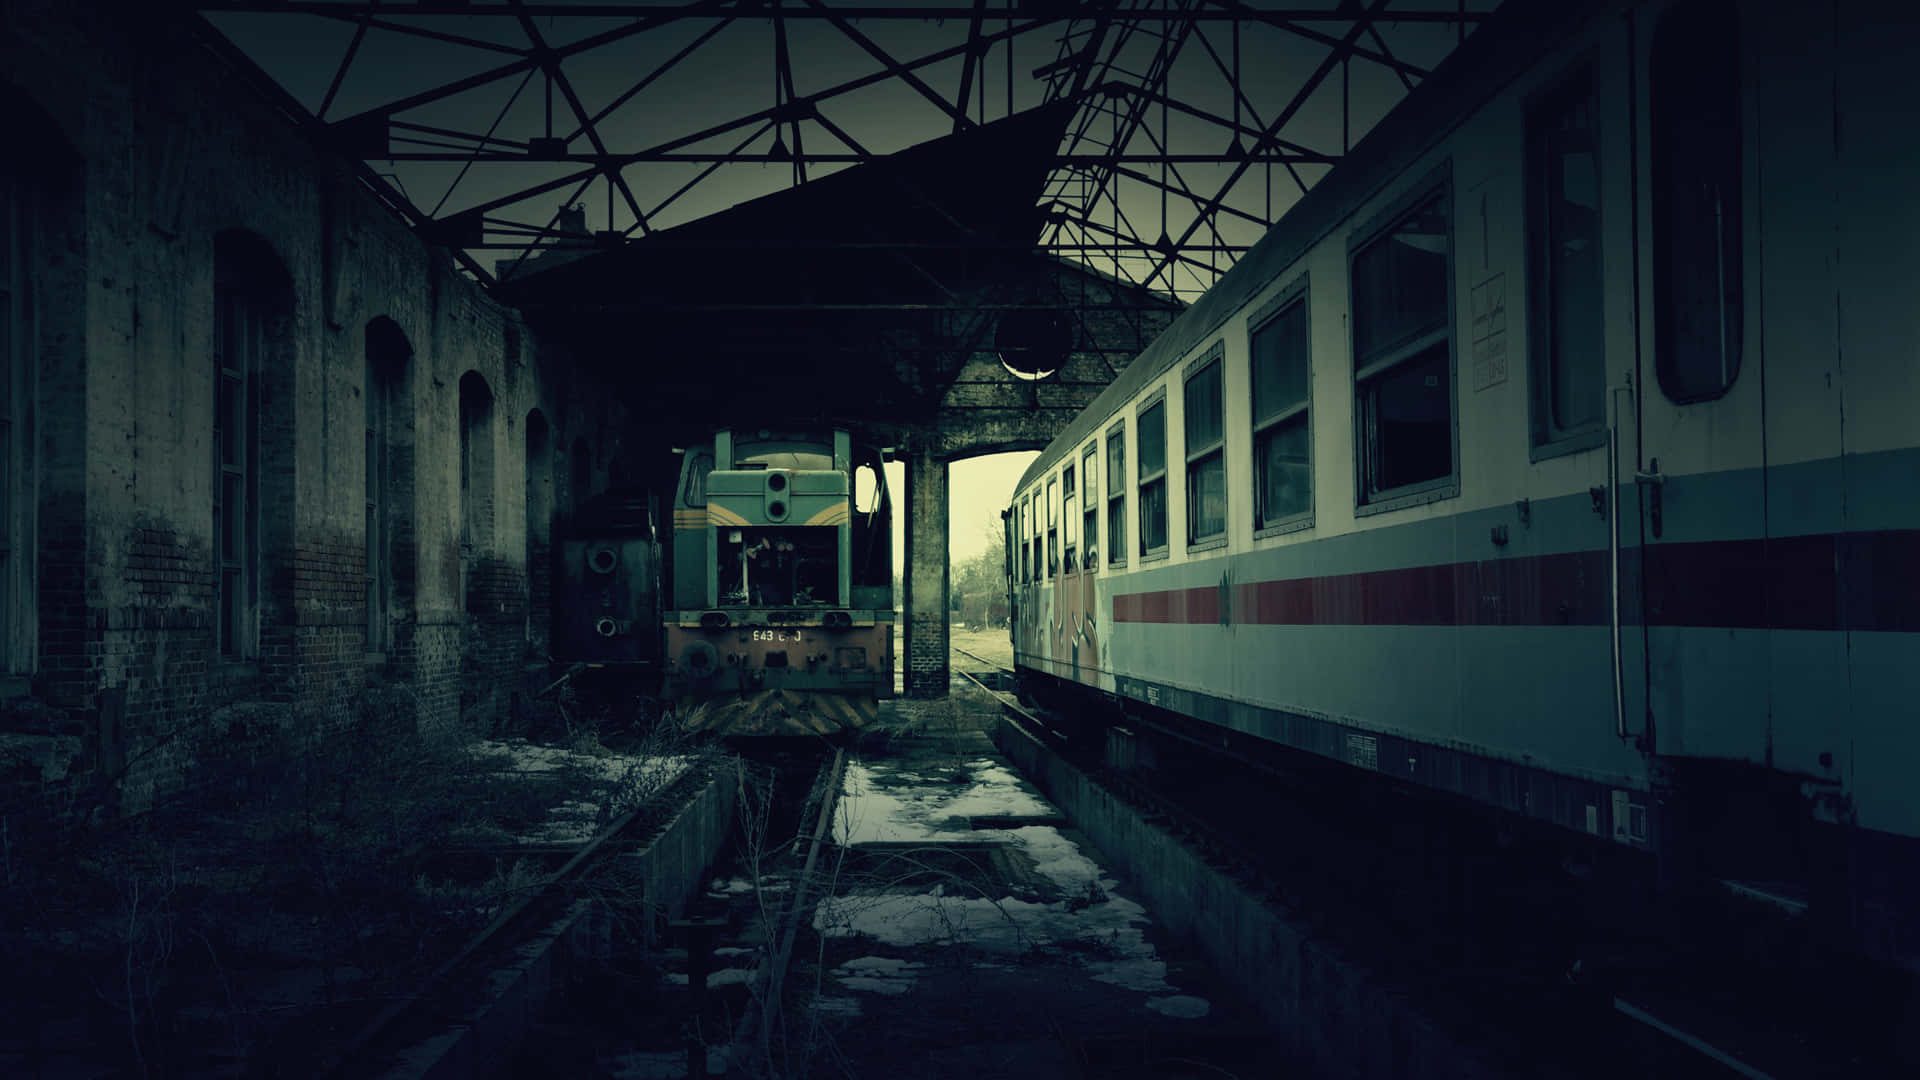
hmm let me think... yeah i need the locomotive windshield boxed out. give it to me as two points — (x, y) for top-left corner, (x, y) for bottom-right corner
(735, 448), (833, 471)
(719, 526), (838, 605)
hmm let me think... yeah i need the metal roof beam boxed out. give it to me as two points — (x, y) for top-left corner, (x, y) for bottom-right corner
(199, 2), (1487, 21)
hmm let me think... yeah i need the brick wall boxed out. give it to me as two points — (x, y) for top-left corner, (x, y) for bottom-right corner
(0, 2), (638, 814)
(903, 451), (951, 698)
(290, 537), (367, 713)
(526, 536), (552, 659)
(462, 553), (528, 727)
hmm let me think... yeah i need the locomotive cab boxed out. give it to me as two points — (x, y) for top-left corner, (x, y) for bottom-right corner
(665, 427), (894, 736)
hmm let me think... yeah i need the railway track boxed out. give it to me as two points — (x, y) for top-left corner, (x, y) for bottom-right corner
(730, 745), (849, 1066)
(952, 646), (1016, 685)
(311, 758), (724, 1079)
(953, 660), (1886, 1079)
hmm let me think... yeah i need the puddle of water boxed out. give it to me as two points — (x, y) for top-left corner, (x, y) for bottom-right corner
(607, 1047), (728, 1079)
(821, 752), (1212, 1020)
(1147, 995), (1213, 1019)
(834, 759), (1056, 845)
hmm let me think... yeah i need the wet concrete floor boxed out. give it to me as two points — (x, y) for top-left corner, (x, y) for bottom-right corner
(614, 682), (1278, 1079)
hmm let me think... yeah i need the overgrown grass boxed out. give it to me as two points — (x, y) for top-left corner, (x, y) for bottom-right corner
(0, 678), (724, 1078)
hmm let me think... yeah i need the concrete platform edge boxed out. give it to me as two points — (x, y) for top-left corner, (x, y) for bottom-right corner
(993, 714), (1509, 1080)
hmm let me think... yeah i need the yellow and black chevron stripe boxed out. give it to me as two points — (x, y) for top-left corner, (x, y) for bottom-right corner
(676, 689), (876, 737)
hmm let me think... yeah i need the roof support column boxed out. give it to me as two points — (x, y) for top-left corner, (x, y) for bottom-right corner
(902, 448), (950, 699)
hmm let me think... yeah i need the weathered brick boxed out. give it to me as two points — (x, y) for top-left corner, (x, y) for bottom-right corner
(2, 0), (639, 811)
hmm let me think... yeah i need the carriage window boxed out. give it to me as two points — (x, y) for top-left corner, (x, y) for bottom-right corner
(1184, 355), (1226, 544)
(1046, 478), (1058, 578)
(1017, 500), (1027, 583)
(1028, 493), (1037, 583)
(1137, 398), (1168, 555)
(1652, 0), (1741, 403)
(1107, 425), (1127, 566)
(1529, 70), (1605, 443)
(1062, 463), (1077, 573)
(1082, 444), (1099, 571)
(1022, 494), (1032, 583)
(1017, 493), (1027, 583)
(1252, 294), (1312, 528)
(1352, 187), (1454, 504)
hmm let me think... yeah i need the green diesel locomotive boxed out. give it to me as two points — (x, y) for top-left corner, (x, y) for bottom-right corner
(664, 427), (894, 736)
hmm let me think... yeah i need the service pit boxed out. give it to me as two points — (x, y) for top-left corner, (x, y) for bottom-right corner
(792, 732), (1274, 1079)
(589, 687), (1279, 1080)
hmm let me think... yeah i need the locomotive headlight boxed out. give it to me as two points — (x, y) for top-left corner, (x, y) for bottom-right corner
(765, 470), (791, 520)
(700, 610), (730, 630)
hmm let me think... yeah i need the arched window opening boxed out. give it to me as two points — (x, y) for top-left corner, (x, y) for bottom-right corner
(213, 230), (291, 660)
(0, 155), (31, 676)
(5, 84), (84, 686)
(524, 410), (551, 646)
(365, 318), (411, 655)
(458, 373), (496, 588)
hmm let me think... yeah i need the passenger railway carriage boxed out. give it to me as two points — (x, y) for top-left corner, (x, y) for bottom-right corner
(1008, 0), (1920, 970)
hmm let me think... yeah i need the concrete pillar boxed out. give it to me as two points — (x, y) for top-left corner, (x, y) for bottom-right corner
(903, 449), (950, 698)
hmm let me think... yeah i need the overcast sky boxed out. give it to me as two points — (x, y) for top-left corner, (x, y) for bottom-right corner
(885, 450), (1037, 572)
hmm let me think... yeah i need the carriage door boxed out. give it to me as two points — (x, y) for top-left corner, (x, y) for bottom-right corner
(1634, 0), (1771, 769)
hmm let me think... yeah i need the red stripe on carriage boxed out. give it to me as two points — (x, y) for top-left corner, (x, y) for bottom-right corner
(1109, 530), (1920, 630)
